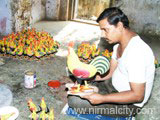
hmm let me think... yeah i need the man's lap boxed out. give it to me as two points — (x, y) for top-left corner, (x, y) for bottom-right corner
(67, 80), (141, 117)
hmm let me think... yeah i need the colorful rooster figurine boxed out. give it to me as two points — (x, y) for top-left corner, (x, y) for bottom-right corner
(39, 110), (48, 120)
(28, 98), (50, 120)
(67, 42), (97, 79)
(28, 99), (37, 112)
(67, 42), (110, 83)
(40, 97), (47, 111)
(48, 108), (54, 120)
(31, 111), (38, 120)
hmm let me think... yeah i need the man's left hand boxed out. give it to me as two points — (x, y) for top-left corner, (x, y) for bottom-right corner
(80, 93), (103, 104)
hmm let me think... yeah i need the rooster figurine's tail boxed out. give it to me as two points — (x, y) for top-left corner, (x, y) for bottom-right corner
(90, 56), (110, 75)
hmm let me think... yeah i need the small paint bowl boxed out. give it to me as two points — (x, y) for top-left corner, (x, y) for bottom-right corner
(48, 80), (61, 88)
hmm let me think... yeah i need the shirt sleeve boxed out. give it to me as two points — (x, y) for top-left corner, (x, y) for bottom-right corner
(112, 44), (119, 60)
(126, 50), (146, 83)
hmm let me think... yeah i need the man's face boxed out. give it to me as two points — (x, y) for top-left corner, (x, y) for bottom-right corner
(99, 19), (121, 44)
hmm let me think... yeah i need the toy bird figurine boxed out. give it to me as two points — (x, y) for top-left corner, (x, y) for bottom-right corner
(39, 110), (48, 120)
(28, 99), (37, 112)
(67, 42), (97, 79)
(31, 111), (38, 120)
(67, 42), (110, 84)
(27, 97), (50, 120)
(40, 97), (47, 111)
(48, 108), (54, 120)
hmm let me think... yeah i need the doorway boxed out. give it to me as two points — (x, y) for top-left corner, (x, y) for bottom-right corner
(70, 0), (111, 24)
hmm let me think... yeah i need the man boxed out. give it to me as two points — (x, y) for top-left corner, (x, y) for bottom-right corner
(68, 7), (155, 117)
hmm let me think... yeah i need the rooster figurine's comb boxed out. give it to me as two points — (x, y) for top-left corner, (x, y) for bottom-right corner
(68, 41), (75, 47)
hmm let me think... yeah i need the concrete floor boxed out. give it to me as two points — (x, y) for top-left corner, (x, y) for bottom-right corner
(0, 21), (101, 120)
(0, 56), (76, 120)
(0, 21), (160, 120)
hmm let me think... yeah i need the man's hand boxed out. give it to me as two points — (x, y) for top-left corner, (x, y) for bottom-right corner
(80, 93), (103, 104)
(95, 74), (110, 81)
(95, 75), (104, 81)
(94, 59), (118, 81)
(79, 82), (145, 105)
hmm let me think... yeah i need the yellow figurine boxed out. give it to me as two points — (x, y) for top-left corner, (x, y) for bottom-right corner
(48, 108), (54, 120)
(28, 99), (37, 112)
(39, 110), (48, 120)
(31, 111), (38, 120)
(40, 97), (47, 111)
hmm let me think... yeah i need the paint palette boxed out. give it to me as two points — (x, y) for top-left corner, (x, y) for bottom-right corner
(66, 83), (98, 96)
(0, 106), (19, 120)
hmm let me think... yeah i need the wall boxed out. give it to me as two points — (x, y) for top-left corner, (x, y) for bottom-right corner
(0, 0), (67, 35)
(45, 0), (69, 21)
(0, 0), (12, 35)
(59, 0), (69, 20)
(0, 0), (46, 34)
(112, 0), (160, 35)
(30, 0), (45, 26)
(77, 0), (110, 20)
(46, 0), (60, 20)
(1, 0), (160, 36)
(14, 0), (46, 32)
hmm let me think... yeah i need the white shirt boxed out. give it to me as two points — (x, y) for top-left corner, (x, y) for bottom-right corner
(112, 36), (155, 107)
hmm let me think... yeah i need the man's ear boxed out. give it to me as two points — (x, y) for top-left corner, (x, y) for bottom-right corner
(117, 22), (124, 31)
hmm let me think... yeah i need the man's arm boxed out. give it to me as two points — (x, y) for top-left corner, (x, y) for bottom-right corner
(95, 58), (118, 81)
(82, 82), (145, 104)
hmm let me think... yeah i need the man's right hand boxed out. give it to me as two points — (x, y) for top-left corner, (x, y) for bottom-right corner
(94, 59), (117, 81)
(95, 75), (105, 81)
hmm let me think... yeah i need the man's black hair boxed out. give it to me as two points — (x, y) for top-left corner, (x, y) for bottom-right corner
(96, 7), (129, 28)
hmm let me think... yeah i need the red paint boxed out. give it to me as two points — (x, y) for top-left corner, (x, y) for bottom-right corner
(48, 80), (61, 88)
(0, 17), (7, 33)
(73, 68), (90, 78)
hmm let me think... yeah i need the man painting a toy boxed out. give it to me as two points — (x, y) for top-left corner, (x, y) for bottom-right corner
(67, 7), (155, 118)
